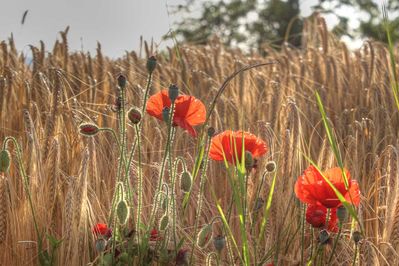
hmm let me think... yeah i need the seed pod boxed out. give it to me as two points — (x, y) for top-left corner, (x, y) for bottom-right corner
(213, 235), (226, 252)
(79, 123), (100, 137)
(336, 206), (347, 223)
(197, 224), (212, 248)
(265, 161), (276, 172)
(162, 107), (170, 123)
(352, 231), (362, 244)
(116, 200), (129, 225)
(0, 150), (11, 173)
(95, 238), (107, 252)
(127, 107), (142, 124)
(159, 213), (169, 231)
(168, 84), (179, 102)
(318, 229), (330, 245)
(180, 171), (192, 193)
(207, 127), (215, 137)
(245, 151), (254, 169)
(117, 74), (127, 89)
(146, 56), (157, 73)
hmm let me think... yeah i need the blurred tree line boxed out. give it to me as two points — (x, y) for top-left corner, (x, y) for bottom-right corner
(171, 0), (399, 49)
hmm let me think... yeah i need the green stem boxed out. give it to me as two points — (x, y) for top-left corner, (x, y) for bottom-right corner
(351, 244), (358, 266)
(134, 124), (143, 258)
(328, 222), (343, 265)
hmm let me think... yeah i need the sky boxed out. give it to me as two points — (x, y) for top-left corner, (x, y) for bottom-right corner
(0, 0), (362, 58)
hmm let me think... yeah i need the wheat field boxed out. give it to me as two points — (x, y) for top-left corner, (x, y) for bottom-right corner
(0, 16), (399, 265)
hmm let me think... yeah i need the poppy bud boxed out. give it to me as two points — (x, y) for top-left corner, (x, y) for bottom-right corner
(254, 198), (264, 212)
(146, 56), (157, 73)
(117, 74), (127, 89)
(213, 235), (226, 252)
(197, 224), (212, 248)
(352, 231), (362, 244)
(116, 200), (129, 225)
(79, 123), (100, 137)
(0, 149), (11, 173)
(180, 171), (192, 193)
(207, 127), (215, 137)
(127, 107), (142, 124)
(318, 229), (330, 245)
(168, 84), (179, 102)
(159, 213), (169, 231)
(265, 161), (276, 172)
(162, 107), (170, 123)
(336, 206), (347, 223)
(245, 151), (254, 169)
(95, 238), (107, 252)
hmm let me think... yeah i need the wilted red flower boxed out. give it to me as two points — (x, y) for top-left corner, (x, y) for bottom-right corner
(92, 223), (112, 238)
(306, 205), (338, 232)
(149, 228), (162, 241)
(146, 90), (206, 137)
(209, 130), (267, 166)
(295, 166), (360, 209)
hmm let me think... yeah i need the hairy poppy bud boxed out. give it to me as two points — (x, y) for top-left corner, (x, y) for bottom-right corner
(213, 235), (226, 252)
(127, 107), (142, 124)
(254, 198), (264, 212)
(146, 56), (157, 73)
(245, 151), (254, 169)
(0, 149), (11, 173)
(318, 229), (330, 245)
(336, 206), (347, 223)
(117, 74), (127, 89)
(265, 161), (276, 172)
(180, 171), (192, 193)
(207, 127), (215, 137)
(95, 238), (107, 252)
(116, 200), (129, 225)
(352, 231), (362, 244)
(79, 123), (100, 137)
(162, 107), (170, 123)
(168, 84), (179, 102)
(197, 224), (212, 248)
(159, 213), (169, 231)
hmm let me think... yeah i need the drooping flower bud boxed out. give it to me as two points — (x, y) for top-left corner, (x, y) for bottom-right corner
(116, 200), (129, 225)
(127, 107), (142, 124)
(117, 74), (127, 89)
(352, 231), (362, 244)
(146, 56), (157, 74)
(213, 235), (226, 252)
(162, 107), (170, 123)
(197, 223), (212, 248)
(0, 149), (11, 173)
(168, 84), (179, 102)
(79, 123), (100, 137)
(207, 127), (215, 138)
(336, 206), (347, 223)
(265, 161), (276, 172)
(180, 171), (192, 193)
(159, 213), (169, 231)
(318, 229), (330, 245)
(95, 238), (107, 252)
(245, 151), (254, 169)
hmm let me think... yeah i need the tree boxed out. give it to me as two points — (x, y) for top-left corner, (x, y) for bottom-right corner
(172, 0), (399, 49)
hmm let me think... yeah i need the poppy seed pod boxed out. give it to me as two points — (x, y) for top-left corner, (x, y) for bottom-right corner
(213, 235), (226, 252)
(168, 84), (179, 102)
(318, 229), (330, 245)
(196, 224), (212, 248)
(352, 231), (362, 244)
(180, 171), (192, 193)
(162, 107), (170, 123)
(0, 149), (11, 173)
(265, 161), (276, 172)
(79, 123), (100, 137)
(116, 200), (129, 225)
(245, 151), (254, 169)
(117, 74), (127, 89)
(95, 238), (107, 252)
(336, 206), (347, 223)
(146, 56), (157, 73)
(159, 213), (169, 231)
(127, 107), (142, 124)
(207, 127), (215, 138)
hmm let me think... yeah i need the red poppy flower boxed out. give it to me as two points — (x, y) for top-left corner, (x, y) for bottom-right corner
(92, 223), (112, 238)
(306, 205), (338, 232)
(146, 90), (206, 137)
(295, 165), (360, 209)
(209, 130), (267, 166)
(149, 228), (162, 241)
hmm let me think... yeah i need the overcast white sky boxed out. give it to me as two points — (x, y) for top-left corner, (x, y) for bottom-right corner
(0, 0), (362, 58)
